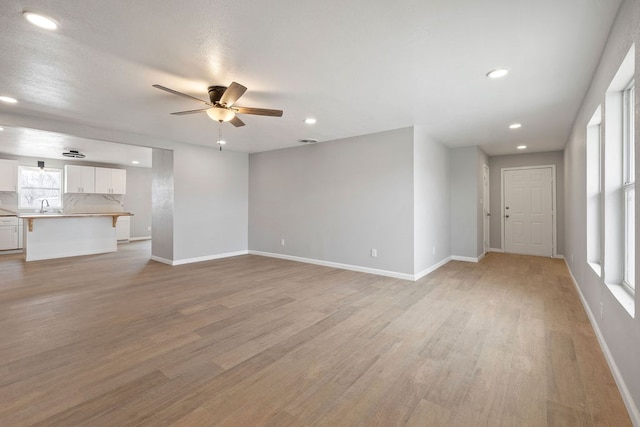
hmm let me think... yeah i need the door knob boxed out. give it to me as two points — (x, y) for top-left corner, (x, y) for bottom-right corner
(505, 215), (510, 218)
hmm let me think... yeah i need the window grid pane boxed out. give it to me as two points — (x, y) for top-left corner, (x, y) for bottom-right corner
(19, 167), (63, 209)
(624, 185), (635, 291)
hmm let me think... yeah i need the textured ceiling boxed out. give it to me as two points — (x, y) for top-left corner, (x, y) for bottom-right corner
(0, 0), (624, 158)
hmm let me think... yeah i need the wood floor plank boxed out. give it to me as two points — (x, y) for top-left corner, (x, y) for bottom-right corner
(0, 244), (632, 426)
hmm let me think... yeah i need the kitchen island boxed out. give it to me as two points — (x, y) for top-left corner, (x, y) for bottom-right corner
(18, 212), (133, 261)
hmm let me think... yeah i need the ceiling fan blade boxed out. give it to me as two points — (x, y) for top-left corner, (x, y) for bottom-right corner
(229, 116), (246, 127)
(234, 106), (283, 117)
(170, 108), (209, 115)
(219, 82), (247, 107)
(152, 84), (211, 105)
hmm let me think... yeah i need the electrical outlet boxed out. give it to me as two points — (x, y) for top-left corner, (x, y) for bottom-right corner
(280, 238), (285, 246)
(147, 226), (151, 231)
(371, 248), (377, 258)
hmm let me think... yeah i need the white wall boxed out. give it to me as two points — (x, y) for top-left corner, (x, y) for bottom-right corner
(477, 148), (489, 257)
(564, 0), (640, 422)
(151, 148), (174, 261)
(413, 126), (451, 275)
(450, 146), (480, 259)
(122, 166), (152, 239)
(249, 127), (416, 276)
(173, 143), (248, 261)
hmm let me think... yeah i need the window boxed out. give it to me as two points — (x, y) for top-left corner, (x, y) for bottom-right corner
(623, 82), (635, 293)
(602, 45), (634, 316)
(19, 166), (62, 210)
(586, 106), (602, 275)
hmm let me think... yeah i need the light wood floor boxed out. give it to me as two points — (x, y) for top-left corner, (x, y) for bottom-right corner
(0, 242), (630, 426)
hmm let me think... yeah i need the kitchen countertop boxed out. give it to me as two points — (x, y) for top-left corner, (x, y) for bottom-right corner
(19, 212), (133, 232)
(18, 212), (133, 219)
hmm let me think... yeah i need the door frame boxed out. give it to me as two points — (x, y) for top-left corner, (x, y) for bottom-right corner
(483, 163), (490, 255)
(500, 165), (557, 257)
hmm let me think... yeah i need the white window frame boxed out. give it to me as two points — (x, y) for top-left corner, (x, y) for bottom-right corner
(622, 82), (635, 294)
(586, 106), (602, 275)
(18, 166), (63, 210)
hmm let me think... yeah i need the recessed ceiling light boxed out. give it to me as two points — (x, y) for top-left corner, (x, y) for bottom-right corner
(23, 10), (58, 30)
(509, 123), (522, 129)
(0, 96), (18, 104)
(304, 118), (317, 125)
(131, 160), (140, 165)
(217, 140), (226, 145)
(487, 68), (509, 79)
(517, 145), (527, 150)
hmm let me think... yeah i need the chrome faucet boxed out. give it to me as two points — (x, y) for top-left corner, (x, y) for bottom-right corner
(40, 199), (49, 213)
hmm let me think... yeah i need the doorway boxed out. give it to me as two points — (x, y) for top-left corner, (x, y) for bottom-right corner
(502, 166), (555, 257)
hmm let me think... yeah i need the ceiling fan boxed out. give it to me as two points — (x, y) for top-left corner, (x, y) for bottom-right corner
(152, 82), (283, 127)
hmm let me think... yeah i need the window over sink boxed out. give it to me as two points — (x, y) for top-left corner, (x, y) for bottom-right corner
(19, 166), (62, 210)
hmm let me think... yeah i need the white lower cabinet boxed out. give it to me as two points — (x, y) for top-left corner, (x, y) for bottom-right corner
(116, 216), (130, 241)
(18, 219), (24, 249)
(0, 217), (19, 250)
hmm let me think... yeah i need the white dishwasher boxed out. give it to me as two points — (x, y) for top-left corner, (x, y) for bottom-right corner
(0, 216), (19, 250)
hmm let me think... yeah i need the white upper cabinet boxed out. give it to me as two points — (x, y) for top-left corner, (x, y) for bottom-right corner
(0, 159), (18, 192)
(95, 167), (126, 194)
(64, 165), (95, 193)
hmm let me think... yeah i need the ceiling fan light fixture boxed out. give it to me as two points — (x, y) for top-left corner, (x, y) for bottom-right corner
(62, 149), (86, 158)
(207, 107), (235, 122)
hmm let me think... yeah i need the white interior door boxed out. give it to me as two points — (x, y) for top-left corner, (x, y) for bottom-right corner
(504, 167), (553, 256)
(483, 164), (490, 254)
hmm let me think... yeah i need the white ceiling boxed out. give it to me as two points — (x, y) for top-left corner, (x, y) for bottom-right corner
(0, 0), (623, 158)
(0, 126), (152, 167)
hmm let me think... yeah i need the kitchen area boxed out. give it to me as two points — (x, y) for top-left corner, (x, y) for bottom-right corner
(0, 128), (152, 261)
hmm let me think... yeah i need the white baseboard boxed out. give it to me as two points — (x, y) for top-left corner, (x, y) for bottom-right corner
(150, 255), (173, 265)
(414, 256), (452, 281)
(150, 250), (249, 266)
(249, 250), (415, 281)
(564, 259), (640, 426)
(488, 247), (504, 253)
(129, 236), (151, 242)
(451, 254), (484, 263)
(0, 249), (23, 255)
